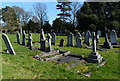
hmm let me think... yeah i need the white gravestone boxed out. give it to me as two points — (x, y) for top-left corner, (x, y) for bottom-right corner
(2, 34), (16, 55)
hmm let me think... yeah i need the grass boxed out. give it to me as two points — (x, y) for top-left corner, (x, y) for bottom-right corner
(1, 33), (120, 79)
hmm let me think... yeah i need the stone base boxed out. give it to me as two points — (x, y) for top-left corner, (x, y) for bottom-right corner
(87, 52), (103, 63)
(103, 42), (113, 49)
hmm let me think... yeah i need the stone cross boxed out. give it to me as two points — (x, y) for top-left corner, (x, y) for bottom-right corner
(16, 32), (20, 44)
(2, 33), (16, 55)
(87, 32), (103, 63)
(110, 30), (118, 45)
(22, 30), (26, 46)
(84, 30), (91, 46)
(51, 32), (56, 45)
(76, 32), (82, 48)
(40, 29), (45, 42)
(67, 32), (74, 46)
(59, 39), (65, 47)
(103, 27), (113, 49)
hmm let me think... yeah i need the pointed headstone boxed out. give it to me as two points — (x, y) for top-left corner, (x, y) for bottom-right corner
(22, 30), (26, 46)
(2, 34), (16, 55)
(16, 32), (20, 44)
(110, 30), (119, 45)
(67, 32), (74, 46)
(51, 32), (56, 45)
(40, 29), (45, 42)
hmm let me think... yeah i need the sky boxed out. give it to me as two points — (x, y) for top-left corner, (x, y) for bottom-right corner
(1, 1), (84, 24)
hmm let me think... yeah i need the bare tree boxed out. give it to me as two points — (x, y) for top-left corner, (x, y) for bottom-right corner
(33, 3), (48, 30)
(69, 2), (82, 28)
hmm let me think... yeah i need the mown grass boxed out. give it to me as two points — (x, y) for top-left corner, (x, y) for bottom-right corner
(1, 33), (120, 79)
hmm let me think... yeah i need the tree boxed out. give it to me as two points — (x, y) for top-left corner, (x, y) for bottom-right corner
(1, 6), (19, 31)
(43, 21), (51, 33)
(33, 3), (48, 31)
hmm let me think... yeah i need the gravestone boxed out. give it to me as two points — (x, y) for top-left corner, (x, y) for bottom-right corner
(2, 33), (16, 55)
(29, 35), (33, 50)
(47, 33), (52, 52)
(96, 33), (100, 44)
(40, 29), (45, 42)
(84, 30), (91, 46)
(76, 32), (82, 48)
(16, 32), (20, 44)
(51, 32), (56, 45)
(59, 39), (64, 47)
(22, 30), (26, 46)
(103, 27), (113, 49)
(110, 30), (118, 45)
(87, 32), (103, 63)
(27, 33), (32, 46)
(97, 30), (101, 37)
(67, 32), (74, 46)
(40, 40), (46, 51)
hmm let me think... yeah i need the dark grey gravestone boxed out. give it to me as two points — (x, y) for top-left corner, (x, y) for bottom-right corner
(16, 32), (20, 44)
(2, 33), (16, 55)
(40, 40), (46, 51)
(51, 32), (56, 45)
(76, 32), (82, 48)
(87, 32), (103, 63)
(67, 32), (74, 46)
(84, 30), (91, 46)
(103, 27), (113, 49)
(110, 30), (119, 45)
(22, 30), (26, 46)
(59, 39), (64, 47)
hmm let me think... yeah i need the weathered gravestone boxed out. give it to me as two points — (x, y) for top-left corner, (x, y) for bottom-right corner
(87, 32), (103, 63)
(67, 32), (74, 46)
(51, 32), (56, 45)
(40, 29), (45, 42)
(97, 30), (101, 37)
(22, 30), (26, 46)
(27, 33), (32, 46)
(47, 33), (52, 52)
(2, 33), (16, 55)
(16, 32), (20, 44)
(84, 30), (91, 46)
(103, 27), (113, 49)
(59, 39), (64, 47)
(40, 40), (46, 51)
(110, 30), (119, 45)
(29, 35), (33, 50)
(76, 32), (82, 48)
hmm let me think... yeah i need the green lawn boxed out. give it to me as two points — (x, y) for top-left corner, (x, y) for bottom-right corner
(1, 33), (120, 79)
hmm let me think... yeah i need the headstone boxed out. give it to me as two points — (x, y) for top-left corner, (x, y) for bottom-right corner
(59, 39), (64, 47)
(27, 33), (32, 46)
(40, 29), (45, 42)
(97, 30), (101, 37)
(96, 33), (100, 44)
(16, 32), (20, 44)
(84, 30), (91, 46)
(22, 30), (26, 46)
(103, 27), (113, 49)
(110, 30), (118, 45)
(67, 32), (74, 46)
(20, 26), (22, 34)
(2, 33), (16, 55)
(40, 40), (46, 51)
(47, 33), (52, 52)
(29, 35), (33, 50)
(87, 32), (103, 63)
(51, 32), (56, 45)
(76, 32), (82, 48)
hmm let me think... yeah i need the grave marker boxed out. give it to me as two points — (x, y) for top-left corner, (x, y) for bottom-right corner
(22, 30), (26, 46)
(110, 30), (118, 45)
(67, 32), (74, 46)
(51, 32), (56, 45)
(16, 32), (20, 44)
